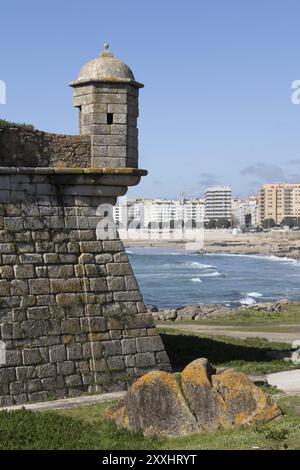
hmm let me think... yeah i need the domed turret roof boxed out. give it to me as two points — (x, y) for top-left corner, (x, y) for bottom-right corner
(72, 44), (142, 86)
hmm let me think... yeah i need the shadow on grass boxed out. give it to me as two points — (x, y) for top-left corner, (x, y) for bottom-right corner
(160, 332), (289, 371)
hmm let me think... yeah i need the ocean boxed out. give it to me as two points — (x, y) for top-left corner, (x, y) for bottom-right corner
(127, 247), (300, 309)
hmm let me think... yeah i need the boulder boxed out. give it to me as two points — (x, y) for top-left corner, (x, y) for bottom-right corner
(181, 358), (229, 431)
(105, 370), (198, 437)
(105, 358), (282, 437)
(212, 368), (282, 426)
(146, 304), (159, 312)
(151, 304), (232, 322)
(152, 309), (177, 321)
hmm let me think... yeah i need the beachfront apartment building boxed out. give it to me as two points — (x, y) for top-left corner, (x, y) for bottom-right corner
(232, 197), (258, 227)
(258, 183), (300, 225)
(204, 186), (232, 222)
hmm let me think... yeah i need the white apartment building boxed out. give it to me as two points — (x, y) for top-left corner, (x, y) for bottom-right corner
(204, 186), (232, 221)
(232, 197), (258, 227)
(113, 197), (205, 228)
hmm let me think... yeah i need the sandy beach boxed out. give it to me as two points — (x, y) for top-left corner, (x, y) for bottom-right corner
(124, 230), (300, 259)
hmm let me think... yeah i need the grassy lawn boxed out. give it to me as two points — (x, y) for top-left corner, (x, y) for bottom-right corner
(178, 304), (300, 327)
(1, 394), (300, 450)
(0, 322), (299, 450)
(1, 329), (300, 450)
(159, 329), (299, 374)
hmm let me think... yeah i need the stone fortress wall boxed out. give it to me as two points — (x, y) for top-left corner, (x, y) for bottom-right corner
(0, 169), (170, 407)
(0, 44), (171, 406)
(0, 127), (91, 168)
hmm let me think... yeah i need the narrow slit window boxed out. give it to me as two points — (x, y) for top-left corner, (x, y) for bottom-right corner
(107, 113), (113, 125)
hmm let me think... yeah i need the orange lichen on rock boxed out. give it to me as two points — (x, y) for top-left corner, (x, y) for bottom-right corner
(212, 369), (282, 427)
(182, 358), (229, 431)
(105, 358), (282, 437)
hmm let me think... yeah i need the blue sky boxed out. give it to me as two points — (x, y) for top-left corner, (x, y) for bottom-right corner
(1, 0), (300, 199)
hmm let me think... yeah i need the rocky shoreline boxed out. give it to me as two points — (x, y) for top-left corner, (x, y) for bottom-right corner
(146, 299), (294, 322)
(125, 233), (300, 261)
(202, 239), (300, 260)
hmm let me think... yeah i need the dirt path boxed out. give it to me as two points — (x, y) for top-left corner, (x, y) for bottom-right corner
(157, 323), (300, 344)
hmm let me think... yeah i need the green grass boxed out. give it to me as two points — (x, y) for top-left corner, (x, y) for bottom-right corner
(183, 304), (300, 326)
(0, 406), (158, 450)
(159, 329), (299, 374)
(0, 119), (34, 130)
(1, 395), (300, 450)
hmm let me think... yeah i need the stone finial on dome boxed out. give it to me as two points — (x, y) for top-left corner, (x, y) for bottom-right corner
(100, 43), (114, 58)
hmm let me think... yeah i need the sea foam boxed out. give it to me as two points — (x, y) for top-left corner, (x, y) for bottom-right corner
(239, 297), (257, 306)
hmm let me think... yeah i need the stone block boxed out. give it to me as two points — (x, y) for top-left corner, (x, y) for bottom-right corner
(13, 265), (35, 279)
(135, 352), (156, 368)
(29, 279), (50, 295)
(107, 104), (127, 114)
(56, 293), (82, 306)
(49, 345), (67, 363)
(91, 145), (108, 157)
(85, 304), (102, 317)
(121, 339), (137, 355)
(48, 265), (74, 278)
(0, 266), (14, 279)
(19, 253), (43, 264)
(67, 344), (83, 360)
(65, 374), (83, 387)
(89, 278), (107, 292)
(4, 217), (23, 232)
(0, 279), (10, 296)
(23, 349), (43, 365)
(102, 340), (122, 356)
(92, 135), (126, 146)
(50, 278), (82, 293)
(113, 291), (142, 302)
(136, 336), (164, 353)
(27, 306), (50, 320)
(26, 379), (42, 393)
(80, 316), (106, 333)
(57, 361), (75, 375)
(107, 276), (125, 291)
(0, 367), (17, 383)
(107, 356), (124, 370)
(108, 146), (126, 157)
(125, 276), (139, 290)
(91, 157), (127, 168)
(106, 263), (132, 275)
(43, 253), (60, 264)
(61, 319), (80, 335)
(5, 350), (23, 366)
(113, 114), (127, 124)
(125, 355), (136, 368)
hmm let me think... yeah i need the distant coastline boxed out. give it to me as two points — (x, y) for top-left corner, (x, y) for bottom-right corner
(124, 231), (300, 260)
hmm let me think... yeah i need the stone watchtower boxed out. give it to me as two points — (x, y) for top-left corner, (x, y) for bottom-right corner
(0, 44), (170, 407)
(70, 43), (141, 168)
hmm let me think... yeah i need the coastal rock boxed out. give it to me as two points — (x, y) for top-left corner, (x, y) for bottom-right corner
(152, 309), (177, 321)
(151, 304), (232, 322)
(212, 368), (282, 425)
(105, 358), (282, 437)
(240, 299), (291, 313)
(105, 370), (199, 437)
(181, 359), (229, 431)
(146, 304), (159, 312)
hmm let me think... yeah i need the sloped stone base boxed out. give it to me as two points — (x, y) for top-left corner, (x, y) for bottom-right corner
(0, 170), (171, 407)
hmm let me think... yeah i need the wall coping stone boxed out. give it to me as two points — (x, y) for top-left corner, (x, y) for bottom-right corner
(69, 78), (144, 89)
(0, 167), (147, 176)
